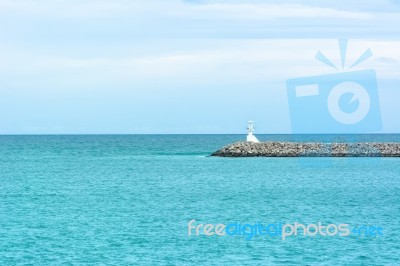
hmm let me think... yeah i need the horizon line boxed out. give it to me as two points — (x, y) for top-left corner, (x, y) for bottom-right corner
(0, 133), (399, 136)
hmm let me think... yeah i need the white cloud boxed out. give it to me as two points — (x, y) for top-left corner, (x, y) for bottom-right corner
(2, 40), (399, 87)
(1, 0), (398, 41)
(0, 0), (374, 20)
(188, 3), (374, 20)
(0, 0), (161, 18)
(375, 57), (397, 64)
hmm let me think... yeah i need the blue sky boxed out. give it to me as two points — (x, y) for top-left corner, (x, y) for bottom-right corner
(0, 0), (399, 134)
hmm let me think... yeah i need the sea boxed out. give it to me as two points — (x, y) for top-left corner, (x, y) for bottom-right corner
(1, 134), (399, 265)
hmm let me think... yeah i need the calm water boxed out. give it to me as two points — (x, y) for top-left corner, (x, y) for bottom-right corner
(1, 135), (400, 265)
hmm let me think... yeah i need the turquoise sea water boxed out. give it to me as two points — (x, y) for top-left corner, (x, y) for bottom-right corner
(1, 135), (400, 265)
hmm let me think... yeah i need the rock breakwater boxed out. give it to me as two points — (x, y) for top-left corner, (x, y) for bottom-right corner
(211, 142), (400, 157)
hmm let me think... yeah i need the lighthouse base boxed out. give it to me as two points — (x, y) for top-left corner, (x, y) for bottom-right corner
(247, 134), (259, 143)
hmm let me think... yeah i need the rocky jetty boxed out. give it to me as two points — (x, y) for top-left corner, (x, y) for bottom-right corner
(211, 142), (400, 157)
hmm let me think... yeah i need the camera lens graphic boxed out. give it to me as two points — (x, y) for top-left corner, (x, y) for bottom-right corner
(327, 82), (371, 125)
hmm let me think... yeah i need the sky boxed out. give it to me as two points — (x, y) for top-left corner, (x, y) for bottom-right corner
(0, 0), (399, 134)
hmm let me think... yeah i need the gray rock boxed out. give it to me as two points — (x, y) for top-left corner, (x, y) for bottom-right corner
(210, 142), (400, 157)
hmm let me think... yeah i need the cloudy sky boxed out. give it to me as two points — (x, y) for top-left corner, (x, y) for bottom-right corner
(0, 0), (399, 134)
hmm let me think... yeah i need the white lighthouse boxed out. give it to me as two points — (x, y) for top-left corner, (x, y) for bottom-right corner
(246, 121), (259, 142)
